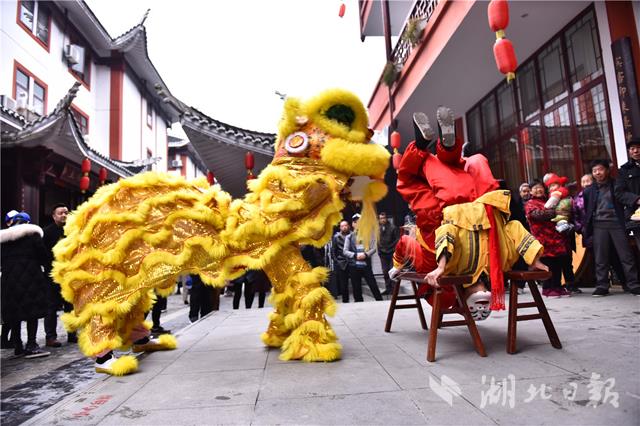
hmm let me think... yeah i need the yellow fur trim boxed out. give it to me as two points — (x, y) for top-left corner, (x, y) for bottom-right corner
(95, 355), (138, 376)
(279, 320), (342, 362)
(277, 89), (369, 145)
(303, 89), (369, 143)
(321, 139), (390, 178)
(157, 334), (177, 350)
(142, 320), (153, 331)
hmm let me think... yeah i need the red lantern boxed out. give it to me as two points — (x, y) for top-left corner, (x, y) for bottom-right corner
(392, 152), (403, 170)
(244, 152), (254, 170)
(81, 158), (91, 174)
(487, 0), (509, 33)
(390, 130), (401, 150)
(80, 176), (90, 192)
(99, 167), (107, 185)
(207, 171), (215, 185)
(338, 3), (346, 18)
(493, 37), (517, 82)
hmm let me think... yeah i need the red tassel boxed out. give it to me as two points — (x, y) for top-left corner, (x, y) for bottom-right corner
(485, 205), (505, 310)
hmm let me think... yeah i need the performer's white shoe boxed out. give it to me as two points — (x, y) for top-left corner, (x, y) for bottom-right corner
(466, 291), (492, 321)
(94, 353), (138, 376)
(436, 106), (456, 148)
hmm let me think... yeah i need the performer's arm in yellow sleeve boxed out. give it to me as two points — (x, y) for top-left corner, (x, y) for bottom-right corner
(434, 224), (456, 265)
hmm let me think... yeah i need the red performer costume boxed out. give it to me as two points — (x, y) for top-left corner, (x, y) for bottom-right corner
(392, 110), (498, 307)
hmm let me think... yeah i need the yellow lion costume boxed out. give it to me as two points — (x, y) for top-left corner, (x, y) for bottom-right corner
(52, 89), (390, 374)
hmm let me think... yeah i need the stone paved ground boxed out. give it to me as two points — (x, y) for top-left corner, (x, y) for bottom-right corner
(20, 285), (640, 426)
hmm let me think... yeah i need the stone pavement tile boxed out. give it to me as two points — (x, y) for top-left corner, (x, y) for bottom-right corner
(22, 376), (144, 426)
(189, 332), (268, 352)
(518, 339), (640, 393)
(405, 388), (495, 425)
(122, 369), (263, 410)
(458, 374), (639, 426)
(160, 347), (268, 374)
(253, 391), (427, 425)
(98, 403), (255, 425)
(416, 349), (570, 386)
(260, 358), (400, 400)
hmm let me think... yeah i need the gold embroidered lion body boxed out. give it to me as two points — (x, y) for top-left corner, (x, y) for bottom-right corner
(52, 89), (390, 362)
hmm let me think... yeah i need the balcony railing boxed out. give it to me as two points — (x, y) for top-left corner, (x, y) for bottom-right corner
(391, 0), (440, 71)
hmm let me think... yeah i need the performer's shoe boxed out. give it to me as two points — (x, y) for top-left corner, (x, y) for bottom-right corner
(132, 334), (177, 353)
(631, 207), (640, 221)
(466, 291), (492, 321)
(67, 333), (78, 344)
(150, 326), (171, 335)
(413, 112), (435, 151)
(95, 353), (138, 376)
(46, 338), (62, 348)
(24, 345), (50, 359)
(436, 106), (456, 149)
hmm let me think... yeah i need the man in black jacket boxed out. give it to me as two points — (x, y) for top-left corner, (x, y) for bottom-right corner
(331, 220), (352, 303)
(583, 160), (640, 296)
(615, 137), (640, 251)
(43, 203), (77, 347)
(377, 212), (399, 295)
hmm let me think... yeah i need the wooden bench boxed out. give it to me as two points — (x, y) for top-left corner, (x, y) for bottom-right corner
(385, 272), (485, 362)
(505, 270), (562, 354)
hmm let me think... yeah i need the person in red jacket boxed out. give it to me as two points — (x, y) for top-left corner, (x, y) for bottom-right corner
(391, 108), (499, 310)
(525, 180), (570, 297)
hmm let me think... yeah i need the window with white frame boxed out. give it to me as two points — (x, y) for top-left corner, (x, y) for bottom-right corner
(15, 66), (46, 115)
(18, 0), (50, 47)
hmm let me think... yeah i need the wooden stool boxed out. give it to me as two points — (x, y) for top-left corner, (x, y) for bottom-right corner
(384, 277), (428, 333)
(386, 272), (485, 362)
(505, 270), (562, 354)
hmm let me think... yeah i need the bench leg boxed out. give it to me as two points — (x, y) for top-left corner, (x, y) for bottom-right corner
(528, 281), (562, 349)
(411, 281), (428, 331)
(384, 279), (401, 332)
(427, 289), (441, 362)
(507, 281), (518, 354)
(453, 284), (487, 357)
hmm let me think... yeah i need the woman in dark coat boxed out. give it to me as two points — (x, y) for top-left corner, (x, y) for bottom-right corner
(0, 212), (50, 358)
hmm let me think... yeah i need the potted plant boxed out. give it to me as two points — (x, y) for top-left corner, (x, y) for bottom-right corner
(382, 61), (400, 87)
(402, 17), (426, 48)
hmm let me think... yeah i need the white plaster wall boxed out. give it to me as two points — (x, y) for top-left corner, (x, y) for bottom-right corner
(120, 72), (142, 162)
(595, 2), (628, 165)
(91, 65), (110, 156)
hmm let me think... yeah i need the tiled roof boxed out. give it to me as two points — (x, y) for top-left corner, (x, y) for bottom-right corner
(1, 82), (145, 177)
(181, 106), (276, 154)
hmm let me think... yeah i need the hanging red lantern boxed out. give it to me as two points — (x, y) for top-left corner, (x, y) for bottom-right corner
(493, 37), (517, 82)
(81, 158), (91, 174)
(487, 0), (509, 35)
(392, 152), (403, 170)
(488, 0), (517, 82)
(79, 157), (91, 193)
(80, 176), (90, 192)
(338, 3), (346, 18)
(244, 151), (254, 170)
(99, 167), (107, 185)
(207, 170), (215, 185)
(390, 130), (401, 150)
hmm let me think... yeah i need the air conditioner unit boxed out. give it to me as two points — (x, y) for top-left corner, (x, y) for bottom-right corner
(0, 95), (17, 111)
(15, 92), (28, 113)
(170, 159), (183, 168)
(64, 44), (82, 65)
